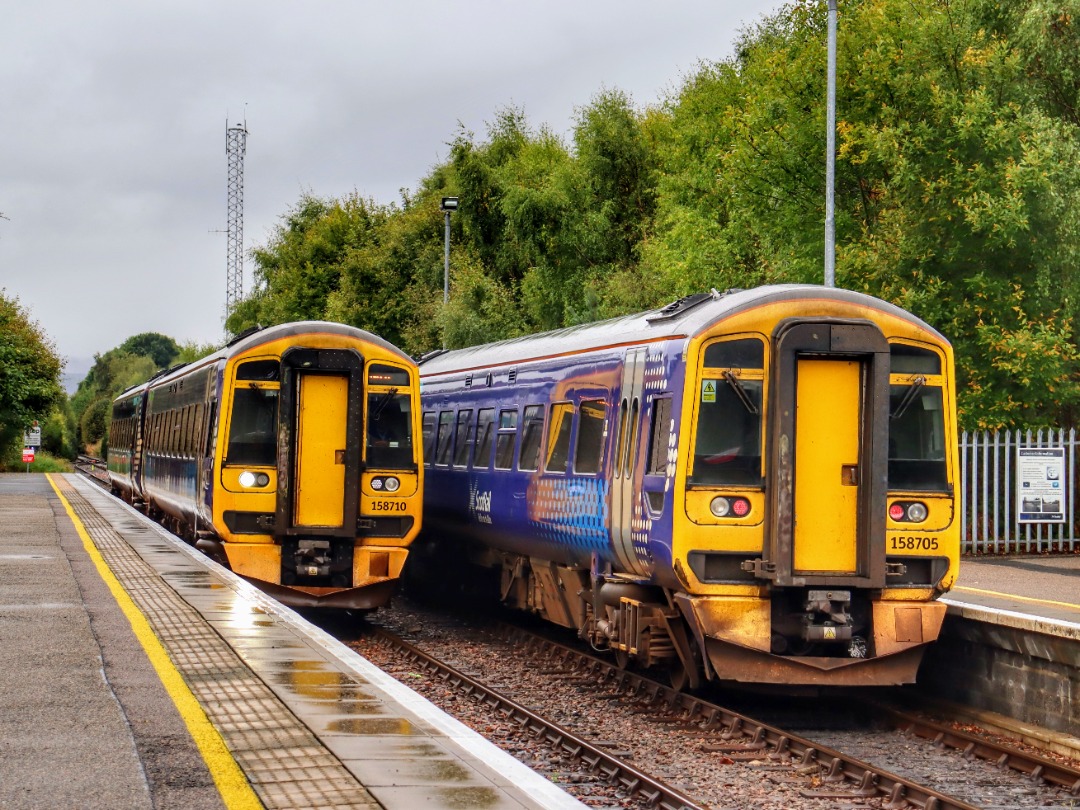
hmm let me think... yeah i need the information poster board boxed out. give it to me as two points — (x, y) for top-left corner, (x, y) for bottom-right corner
(1017, 447), (1066, 523)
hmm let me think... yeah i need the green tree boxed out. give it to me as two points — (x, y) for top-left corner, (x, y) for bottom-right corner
(0, 291), (64, 463)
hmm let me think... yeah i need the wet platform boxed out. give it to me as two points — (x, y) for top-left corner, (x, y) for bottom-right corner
(0, 473), (586, 810)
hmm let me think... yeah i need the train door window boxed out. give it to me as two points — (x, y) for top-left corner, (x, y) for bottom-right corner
(888, 343), (948, 491)
(518, 405), (545, 471)
(434, 411), (455, 466)
(225, 387), (279, 466)
(494, 409), (518, 470)
(474, 408), (496, 469)
(691, 336), (765, 486)
(647, 397), (673, 475)
(614, 399), (629, 479)
(453, 410), (474, 467)
(573, 400), (607, 475)
(366, 391), (414, 469)
(545, 402), (573, 473)
(625, 397), (639, 478)
(422, 412), (437, 463)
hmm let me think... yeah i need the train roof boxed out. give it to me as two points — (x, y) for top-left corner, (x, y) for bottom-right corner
(112, 321), (412, 403)
(419, 285), (948, 376)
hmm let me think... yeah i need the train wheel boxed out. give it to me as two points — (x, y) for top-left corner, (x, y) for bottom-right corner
(668, 661), (692, 691)
(614, 649), (630, 670)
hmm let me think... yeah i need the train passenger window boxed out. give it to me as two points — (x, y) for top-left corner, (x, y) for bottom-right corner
(888, 385), (948, 491)
(225, 388), (279, 466)
(368, 364), (411, 387)
(422, 412), (437, 463)
(474, 409), (496, 468)
(453, 410), (474, 467)
(494, 410), (518, 470)
(545, 403), (573, 474)
(647, 397), (673, 476)
(434, 411), (455, 466)
(518, 405), (545, 471)
(366, 392), (413, 469)
(235, 360), (280, 381)
(574, 400), (607, 475)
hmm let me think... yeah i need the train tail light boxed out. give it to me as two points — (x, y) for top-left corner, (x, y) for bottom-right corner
(889, 501), (927, 523)
(710, 496), (751, 518)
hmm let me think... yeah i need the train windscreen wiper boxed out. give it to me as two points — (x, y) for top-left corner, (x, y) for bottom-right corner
(890, 376), (926, 420)
(370, 387), (400, 421)
(723, 371), (759, 415)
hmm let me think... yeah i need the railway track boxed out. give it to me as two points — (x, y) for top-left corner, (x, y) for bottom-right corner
(346, 600), (1080, 809)
(73, 454), (110, 488)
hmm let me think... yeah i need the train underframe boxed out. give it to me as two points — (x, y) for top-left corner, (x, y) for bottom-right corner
(496, 552), (946, 689)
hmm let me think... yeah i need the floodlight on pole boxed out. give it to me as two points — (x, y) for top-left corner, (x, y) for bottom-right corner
(441, 197), (458, 305)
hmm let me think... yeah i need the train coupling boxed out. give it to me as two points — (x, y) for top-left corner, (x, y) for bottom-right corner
(293, 539), (332, 578)
(800, 589), (853, 643)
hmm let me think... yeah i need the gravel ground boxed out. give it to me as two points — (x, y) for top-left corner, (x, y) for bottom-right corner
(336, 597), (1080, 810)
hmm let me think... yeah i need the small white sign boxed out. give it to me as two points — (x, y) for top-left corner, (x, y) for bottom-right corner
(1017, 447), (1066, 523)
(23, 427), (41, 447)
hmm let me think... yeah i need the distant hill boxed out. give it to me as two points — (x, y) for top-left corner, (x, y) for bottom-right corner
(62, 356), (93, 395)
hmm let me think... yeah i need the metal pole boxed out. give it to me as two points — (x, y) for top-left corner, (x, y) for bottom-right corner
(443, 210), (451, 305)
(824, 0), (837, 288)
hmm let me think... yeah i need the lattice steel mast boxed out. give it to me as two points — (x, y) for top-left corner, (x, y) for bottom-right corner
(225, 121), (248, 323)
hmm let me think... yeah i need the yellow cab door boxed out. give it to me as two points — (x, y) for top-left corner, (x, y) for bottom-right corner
(294, 372), (349, 527)
(793, 358), (860, 573)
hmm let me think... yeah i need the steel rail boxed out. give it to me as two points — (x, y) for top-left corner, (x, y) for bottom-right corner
(369, 628), (706, 810)
(497, 625), (984, 810)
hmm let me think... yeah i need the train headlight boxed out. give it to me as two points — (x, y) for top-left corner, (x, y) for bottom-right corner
(238, 471), (271, 488)
(383, 476), (400, 493)
(371, 478), (384, 490)
(889, 501), (928, 522)
(710, 497), (732, 517)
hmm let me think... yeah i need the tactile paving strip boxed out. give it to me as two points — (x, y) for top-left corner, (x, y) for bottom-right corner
(54, 477), (380, 810)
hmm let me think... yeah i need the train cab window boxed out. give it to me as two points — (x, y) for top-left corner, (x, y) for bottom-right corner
(545, 402), (574, 473)
(235, 360), (280, 381)
(518, 405), (545, 471)
(453, 410), (474, 467)
(366, 391), (413, 469)
(226, 387), (279, 466)
(422, 412), (437, 463)
(691, 337), (764, 486)
(434, 411), (455, 466)
(888, 344), (948, 491)
(646, 397), (673, 476)
(494, 409), (518, 470)
(574, 400), (607, 475)
(474, 409), (496, 468)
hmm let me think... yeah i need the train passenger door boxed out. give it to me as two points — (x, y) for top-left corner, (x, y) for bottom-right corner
(768, 321), (890, 588)
(277, 348), (363, 536)
(611, 348), (648, 576)
(294, 373), (349, 527)
(793, 359), (859, 573)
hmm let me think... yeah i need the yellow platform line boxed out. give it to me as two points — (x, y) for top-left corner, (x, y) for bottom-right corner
(953, 584), (1080, 612)
(47, 474), (262, 810)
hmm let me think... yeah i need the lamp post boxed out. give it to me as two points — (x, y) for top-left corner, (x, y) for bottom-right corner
(824, 0), (837, 288)
(441, 196), (458, 305)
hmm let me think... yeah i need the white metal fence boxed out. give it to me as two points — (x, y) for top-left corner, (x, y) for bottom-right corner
(960, 428), (1077, 555)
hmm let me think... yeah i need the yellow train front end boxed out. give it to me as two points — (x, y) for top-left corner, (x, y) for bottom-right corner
(209, 326), (422, 610)
(671, 294), (959, 686)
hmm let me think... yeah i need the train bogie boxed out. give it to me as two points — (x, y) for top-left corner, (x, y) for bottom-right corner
(418, 286), (959, 688)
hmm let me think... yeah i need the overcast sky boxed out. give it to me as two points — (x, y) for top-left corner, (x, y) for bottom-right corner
(2, 1), (782, 382)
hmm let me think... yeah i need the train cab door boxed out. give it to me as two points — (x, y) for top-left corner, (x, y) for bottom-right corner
(767, 321), (890, 588)
(611, 348), (648, 576)
(277, 348), (363, 536)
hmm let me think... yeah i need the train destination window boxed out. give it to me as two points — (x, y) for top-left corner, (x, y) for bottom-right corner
(474, 409), (496, 468)
(453, 410), (474, 467)
(236, 359), (280, 381)
(647, 397), (673, 476)
(574, 400), (607, 475)
(692, 337), (764, 486)
(368, 364), (411, 387)
(421, 412), (437, 463)
(888, 344), (948, 491)
(366, 391), (413, 469)
(226, 387), (279, 466)
(545, 403), (573, 473)
(434, 411), (454, 466)
(518, 405), (545, 471)
(494, 410), (518, 470)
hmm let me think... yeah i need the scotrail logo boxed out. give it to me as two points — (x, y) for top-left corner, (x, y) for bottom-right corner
(471, 489), (493, 524)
